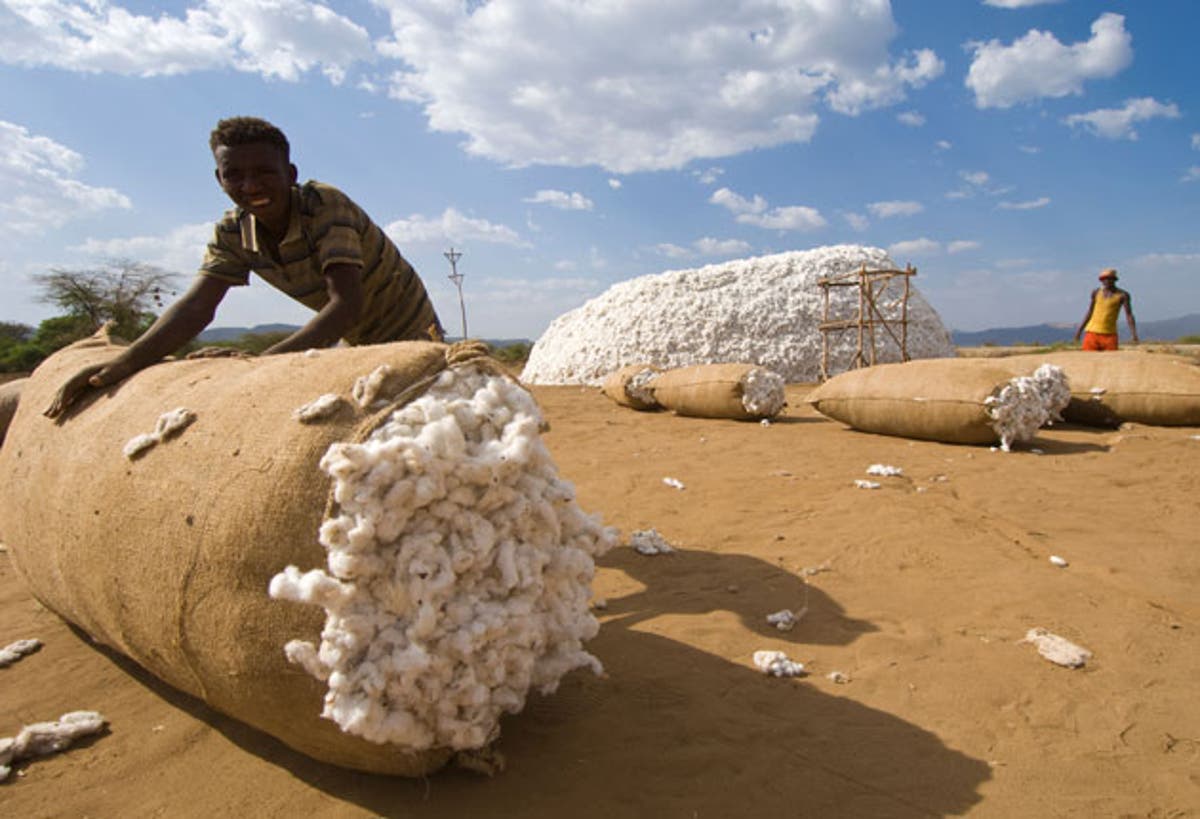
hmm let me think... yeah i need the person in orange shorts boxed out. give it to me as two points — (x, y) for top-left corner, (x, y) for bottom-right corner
(1074, 268), (1138, 351)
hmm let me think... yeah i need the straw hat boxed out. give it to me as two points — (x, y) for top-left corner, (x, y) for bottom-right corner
(1098, 268), (1118, 281)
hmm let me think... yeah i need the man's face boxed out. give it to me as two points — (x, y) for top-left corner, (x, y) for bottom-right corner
(214, 142), (297, 231)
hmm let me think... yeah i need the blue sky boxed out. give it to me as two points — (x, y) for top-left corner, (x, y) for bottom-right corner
(1, 0), (1197, 340)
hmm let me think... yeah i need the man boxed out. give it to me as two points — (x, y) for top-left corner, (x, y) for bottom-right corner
(1074, 268), (1137, 352)
(45, 116), (442, 418)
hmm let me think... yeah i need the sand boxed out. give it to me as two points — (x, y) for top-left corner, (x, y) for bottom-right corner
(2, 380), (1198, 817)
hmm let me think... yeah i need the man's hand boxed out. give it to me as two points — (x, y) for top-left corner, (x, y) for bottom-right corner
(186, 346), (256, 360)
(43, 359), (133, 419)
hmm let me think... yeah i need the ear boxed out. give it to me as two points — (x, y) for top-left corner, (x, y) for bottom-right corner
(214, 167), (222, 185)
(288, 163), (298, 185)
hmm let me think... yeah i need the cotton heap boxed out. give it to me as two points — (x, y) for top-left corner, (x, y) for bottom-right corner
(270, 364), (618, 751)
(985, 364), (1070, 451)
(522, 245), (954, 385)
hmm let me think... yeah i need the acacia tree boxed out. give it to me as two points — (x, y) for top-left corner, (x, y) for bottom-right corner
(33, 260), (179, 342)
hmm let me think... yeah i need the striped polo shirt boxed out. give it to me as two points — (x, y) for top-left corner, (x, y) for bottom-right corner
(199, 181), (441, 345)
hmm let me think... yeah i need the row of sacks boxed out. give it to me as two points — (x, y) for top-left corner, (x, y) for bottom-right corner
(601, 362), (787, 420)
(0, 333), (617, 777)
(806, 350), (1200, 449)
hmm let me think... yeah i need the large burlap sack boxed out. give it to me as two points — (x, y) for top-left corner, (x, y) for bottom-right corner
(807, 358), (1057, 446)
(0, 333), (614, 775)
(995, 351), (1200, 427)
(0, 377), (24, 448)
(600, 364), (661, 411)
(650, 363), (786, 420)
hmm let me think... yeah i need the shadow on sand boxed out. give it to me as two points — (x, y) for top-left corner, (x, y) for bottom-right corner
(78, 547), (990, 818)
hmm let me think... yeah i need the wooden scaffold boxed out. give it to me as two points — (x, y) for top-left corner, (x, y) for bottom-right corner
(817, 264), (917, 380)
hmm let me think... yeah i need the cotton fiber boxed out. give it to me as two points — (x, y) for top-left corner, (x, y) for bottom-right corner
(270, 363), (617, 751)
(0, 711), (106, 781)
(523, 245), (954, 385)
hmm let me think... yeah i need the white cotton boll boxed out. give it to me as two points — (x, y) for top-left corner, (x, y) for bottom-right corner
(662, 477), (685, 490)
(352, 364), (395, 408)
(866, 464), (903, 477)
(752, 650), (807, 677)
(741, 367), (786, 418)
(1049, 555), (1069, 568)
(1023, 628), (1091, 668)
(854, 480), (881, 490)
(11, 711), (106, 760)
(766, 610), (800, 631)
(154, 407), (196, 439)
(294, 393), (345, 423)
(123, 433), (159, 460)
(283, 640), (329, 680)
(0, 638), (42, 668)
(629, 529), (675, 555)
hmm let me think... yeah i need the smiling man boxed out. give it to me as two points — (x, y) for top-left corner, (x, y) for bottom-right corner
(45, 117), (443, 418)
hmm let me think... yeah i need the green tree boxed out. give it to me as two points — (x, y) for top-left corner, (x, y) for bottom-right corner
(33, 260), (179, 342)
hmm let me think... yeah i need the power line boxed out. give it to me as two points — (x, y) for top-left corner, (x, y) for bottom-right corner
(444, 247), (467, 339)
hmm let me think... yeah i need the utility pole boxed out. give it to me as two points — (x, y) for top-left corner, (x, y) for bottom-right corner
(444, 247), (467, 339)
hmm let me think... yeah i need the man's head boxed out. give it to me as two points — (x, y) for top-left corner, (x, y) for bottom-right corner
(210, 117), (297, 233)
(1099, 268), (1118, 288)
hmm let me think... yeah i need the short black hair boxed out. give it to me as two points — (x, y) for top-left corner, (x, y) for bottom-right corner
(209, 117), (290, 161)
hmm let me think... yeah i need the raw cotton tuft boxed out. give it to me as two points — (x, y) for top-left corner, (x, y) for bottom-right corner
(270, 364), (617, 751)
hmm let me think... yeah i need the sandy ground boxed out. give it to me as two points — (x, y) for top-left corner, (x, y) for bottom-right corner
(2, 379), (1199, 818)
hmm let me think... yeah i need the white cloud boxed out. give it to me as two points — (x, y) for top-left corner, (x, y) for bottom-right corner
(711, 190), (826, 232)
(523, 189), (595, 211)
(1182, 167), (1200, 184)
(961, 170), (990, 187)
(888, 238), (940, 257)
(1192, 134), (1200, 150)
(936, 139), (952, 151)
(983, 0), (1064, 7)
(710, 188), (767, 215)
(0, 0), (373, 82)
(897, 110), (925, 127)
(693, 167), (724, 185)
(384, 207), (528, 247)
(867, 200), (923, 218)
(653, 237), (750, 260)
(376, 0), (941, 172)
(1018, 144), (1041, 154)
(1063, 97), (1181, 141)
(0, 120), (131, 235)
(72, 222), (212, 274)
(997, 196), (1051, 210)
(843, 211), (869, 231)
(607, 178), (622, 190)
(947, 240), (980, 254)
(966, 13), (1132, 109)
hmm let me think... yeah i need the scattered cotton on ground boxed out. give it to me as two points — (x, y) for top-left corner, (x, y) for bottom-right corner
(854, 480), (881, 490)
(866, 464), (904, 477)
(0, 711), (106, 781)
(629, 529), (675, 555)
(0, 638), (41, 668)
(766, 610), (800, 631)
(269, 364), (616, 752)
(752, 650), (807, 677)
(522, 246), (954, 385)
(1024, 628), (1091, 668)
(662, 477), (685, 490)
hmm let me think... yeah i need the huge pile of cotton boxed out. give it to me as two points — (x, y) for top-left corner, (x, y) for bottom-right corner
(522, 246), (954, 385)
(271, 364), (617, 751)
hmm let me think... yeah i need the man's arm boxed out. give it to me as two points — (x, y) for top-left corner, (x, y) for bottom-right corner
(1074, 289), (1097, 342)
(262, 264), (364, 354)
(44, 275), (231, 418)
(1122, 291), (1138, 343)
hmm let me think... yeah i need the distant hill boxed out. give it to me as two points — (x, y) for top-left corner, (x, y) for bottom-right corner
(951, 313), (1200, 347)
(197, 324), (532, 348)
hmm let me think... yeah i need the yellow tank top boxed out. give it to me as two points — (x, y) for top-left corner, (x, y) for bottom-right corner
(1084, 290), (1122, 334)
